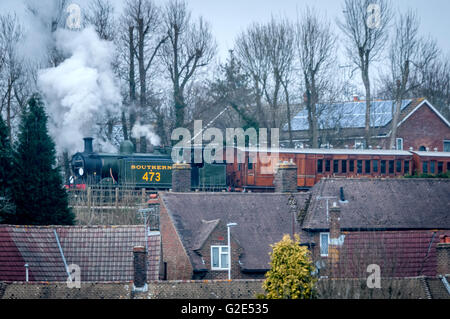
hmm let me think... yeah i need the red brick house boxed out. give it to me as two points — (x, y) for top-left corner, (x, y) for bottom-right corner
(0, 225), (161, 282)
(282, 98), (450, 152)
(157, 192), (309, 280)
(301, 178), (450, 278)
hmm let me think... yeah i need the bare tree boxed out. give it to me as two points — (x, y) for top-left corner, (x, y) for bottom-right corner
(297, 8), (337, 148)
(83, 0), (116, 41)
(161, 0), (216, 129)
(0, 14), (29, 140)
(338, 0), (392, 147)
(235, 17), (296, 143)
(386, 10), (439, 149)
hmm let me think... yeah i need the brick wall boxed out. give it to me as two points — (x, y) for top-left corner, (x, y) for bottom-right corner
(159, 200), (193, 280)
(274, 162), (298, 193)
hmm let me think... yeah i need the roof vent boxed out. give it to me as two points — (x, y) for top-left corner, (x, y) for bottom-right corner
(339, 187), (348, 204)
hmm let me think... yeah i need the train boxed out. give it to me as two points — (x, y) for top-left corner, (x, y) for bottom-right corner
(68, 137), (450, 192)
(69, 137), (227, 190)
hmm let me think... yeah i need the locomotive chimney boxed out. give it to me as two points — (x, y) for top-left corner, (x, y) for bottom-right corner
(83, 137), (94, 153)
(274, 161), (297, 193)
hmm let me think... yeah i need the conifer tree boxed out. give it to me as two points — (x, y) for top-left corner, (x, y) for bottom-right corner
(10, 94), (75, 225)
(259, 234), (317, 299)
(0, 114), (15, 223)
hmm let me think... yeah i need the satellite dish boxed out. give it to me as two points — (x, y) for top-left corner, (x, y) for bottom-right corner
(315, 260), (326, 270)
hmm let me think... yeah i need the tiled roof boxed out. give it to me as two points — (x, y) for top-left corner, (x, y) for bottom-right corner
(0, 225), (160, 282)
(333, 230), (450, 278)
(285, 99), (413, 131)
(160, 192), (310, 271)
(303, 178), (450, 231)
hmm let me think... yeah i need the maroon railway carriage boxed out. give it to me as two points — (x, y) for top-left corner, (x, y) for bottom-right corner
(411, 151), (450, 175)
(227, 148), (414, 191)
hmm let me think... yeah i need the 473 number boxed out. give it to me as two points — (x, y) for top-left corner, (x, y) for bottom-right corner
(142, 172), (161, 182)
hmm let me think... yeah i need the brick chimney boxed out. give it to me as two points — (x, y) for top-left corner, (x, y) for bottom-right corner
(171, 162), (192, 192)
(328, 202), (343, 275)
(437, 235), (450, 275)
(133, 246), (148, 292)
(274, 160), (297, 193)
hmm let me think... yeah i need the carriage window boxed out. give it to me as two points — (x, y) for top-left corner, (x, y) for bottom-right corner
(373, 160), (378, 173)
(349, 160), (354, 172)
(357, 160), (362, 174)
(404, 160), (410, 174)
(389, 160), (394, 174)
(333, 160), (339, 173)
(430, 161), (435, 174)
(342, 160), (347, 173)
(317, 159), (323, 173)
(247, 156), (253, 170)
(396, 160), (402, 173)
(365, 160), (371, 174)
(423, 161), (428, 174)
(325, 160), (331, 172)
(381, 160), (386, 174)
(438, 162), (443, 174)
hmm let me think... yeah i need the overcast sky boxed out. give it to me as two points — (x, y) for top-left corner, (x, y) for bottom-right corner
(1, 0), (449, 62)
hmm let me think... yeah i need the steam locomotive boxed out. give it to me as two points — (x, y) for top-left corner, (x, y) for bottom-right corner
(69, 137), (227, 190)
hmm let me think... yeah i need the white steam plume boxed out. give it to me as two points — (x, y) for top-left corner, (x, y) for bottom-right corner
(38, 26), (121, 153)
(131, 123), (161, 147)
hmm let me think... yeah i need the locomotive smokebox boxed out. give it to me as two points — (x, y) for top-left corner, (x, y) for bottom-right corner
(83, 137), (94, 153)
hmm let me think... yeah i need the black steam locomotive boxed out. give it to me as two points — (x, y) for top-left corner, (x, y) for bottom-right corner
(69, 137), (227, 190)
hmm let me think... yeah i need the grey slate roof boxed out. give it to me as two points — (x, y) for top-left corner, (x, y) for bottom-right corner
(302, 178), (450, 231)
(285, 99), (412, 131)
(0, 225), (161, 282)
(160, 192), (310, 272)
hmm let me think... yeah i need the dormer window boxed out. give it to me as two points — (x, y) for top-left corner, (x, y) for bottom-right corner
(211, 246), (229, 270)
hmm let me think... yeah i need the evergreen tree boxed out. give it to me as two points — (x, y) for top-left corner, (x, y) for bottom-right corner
(259, 234), (317, 299)
(0, 114), (15, 223)
(10, 94), (75, 225)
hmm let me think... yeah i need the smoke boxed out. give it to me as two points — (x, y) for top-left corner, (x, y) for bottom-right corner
(131, 123), (161, 146)
(38, 26), (121, 153)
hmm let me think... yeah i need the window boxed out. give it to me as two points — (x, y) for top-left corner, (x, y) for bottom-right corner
(404, 160), (410, 174)
(438, 162), (443, 174)
(430, 161), (435, 174)
(365, 160), (371, 174)
(357, 160), (362, 174)
(373, 160), (378, 173)
(317, 159), (323, 173)
(349, 160), (355, 172)
(325, 160), (331, 172)
(211, 246), (229, 270)
(447, 162), (450, 172)
(247, 157), (253, 170)
(396, 160), (402, 173)
(381, 160), (386, 174)
(396, 138), (403, 150)
(444, 140), (450, 152)
(342, 160), (347, 173)
(423, 161), (428, 174)
(389, 160), (394, 174)
(320, 233), (329, 257)
(333, 160), (339, 173)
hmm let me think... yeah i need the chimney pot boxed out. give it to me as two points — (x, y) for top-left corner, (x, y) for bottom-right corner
(133, 246), (148, 291)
